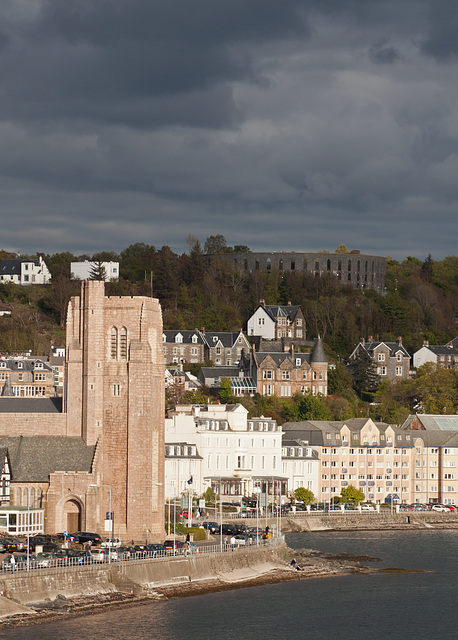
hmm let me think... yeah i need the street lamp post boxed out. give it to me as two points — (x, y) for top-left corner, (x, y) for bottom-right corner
(90, 484), (112, 564)
(253, 485), (261, 546)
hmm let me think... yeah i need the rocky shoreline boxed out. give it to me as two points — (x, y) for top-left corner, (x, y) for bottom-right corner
(0, 548), (418, 630)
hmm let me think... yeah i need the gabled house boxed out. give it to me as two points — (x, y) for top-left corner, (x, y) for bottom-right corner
(240, 337), (328, 397)
(413, 338), (458, 371)
(0, 256), (51, 285)
(349, 337), (410, 381)
(201, 330), (250, 366)
(0, 357), (55, 398)
(247, 301), (306, 340)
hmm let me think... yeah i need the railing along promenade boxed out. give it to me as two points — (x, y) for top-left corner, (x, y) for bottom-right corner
(0, 535), (285, 576)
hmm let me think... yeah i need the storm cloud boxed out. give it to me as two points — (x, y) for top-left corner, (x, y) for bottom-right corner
(0, 0), (457, 259)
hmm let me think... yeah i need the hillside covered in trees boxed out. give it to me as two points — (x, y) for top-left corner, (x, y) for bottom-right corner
(1, 240), (457, 422)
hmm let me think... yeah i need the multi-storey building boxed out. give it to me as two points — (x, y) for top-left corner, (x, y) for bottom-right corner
(162, 330), (206, 364)
(0, 256), (51, 285)
(282, 418), (415, 504)
(0, 357), (55, 398)
(247, 302), (306, 341)
(240, 337), (328, 397)
(413, 338), (458, 371)
(349, 337), (411, 381)
(411, 432), (458, 505)
(281, 438), (319, 496)
(211, 251), (386, 292)
(165, 404), (287, 502)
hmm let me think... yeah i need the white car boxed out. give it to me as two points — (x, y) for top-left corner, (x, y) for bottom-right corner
(101, 537), (122, 548)
(361, 504), (375, 511)
(431, 505), (449, 512)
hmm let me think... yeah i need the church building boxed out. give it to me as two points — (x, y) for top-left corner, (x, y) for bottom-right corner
(0, 281), (165, 541)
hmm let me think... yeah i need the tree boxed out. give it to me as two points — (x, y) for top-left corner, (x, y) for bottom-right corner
(327, 363), (353, 394)
(204, 234), (227, 255)
(89, 260), (107, 281)
(219, 377), (233, 403)
(347, 348), (379, 397)
(203, 487), (216, 504)
(340, 485), (365, 505)
(335, 244), (349, 254)
(294, 487), (315, 506)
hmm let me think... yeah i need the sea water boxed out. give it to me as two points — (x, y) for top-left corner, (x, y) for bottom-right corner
(4, 530), (457, 640)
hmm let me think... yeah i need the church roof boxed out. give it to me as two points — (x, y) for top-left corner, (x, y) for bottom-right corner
(0, 436), (95, 482)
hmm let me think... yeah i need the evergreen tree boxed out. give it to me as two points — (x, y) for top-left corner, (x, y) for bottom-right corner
(347, 348), (379, 397)
(89, 260), (107, 281)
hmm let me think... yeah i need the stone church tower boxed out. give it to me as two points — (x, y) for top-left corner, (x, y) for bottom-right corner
(64, 281), (165, 540)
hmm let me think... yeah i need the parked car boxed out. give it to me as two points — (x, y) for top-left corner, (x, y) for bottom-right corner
(163, 540), (185, 553)
(76, 551), (93, 565)
(146, 543), (165, 557)
(90, 548), (117, 562)
(28, 536), (59, 552)
(215, 524), (237, 536)
(72, 531), (101, 545)
(232, 534), (253, 546)
(101, 537), (122, 548)
(202, 522), (219, 534)
(361, 504), (375, 511)
(183, 541), (198, 554)
(431, 505), (449, 512)
(117, 546), (135, 560)
(35, 552), (57, 568)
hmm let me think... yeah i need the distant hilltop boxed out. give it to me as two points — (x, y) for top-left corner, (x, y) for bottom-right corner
(207, 250), (386, 293)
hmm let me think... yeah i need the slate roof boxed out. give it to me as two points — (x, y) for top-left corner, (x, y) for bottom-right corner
(0, 358), (53, 373)
(254, 352), (312, 367)
(0, 397), (62, 413)
(310, 336), (327, 363)
(162, 330), (204, 344)
(360, 341), (410, 358)
(262, 304), (302, 322)
(281, 419), (411, 446)
(202, 331), (247, 349)
(198, 366), (240, 385)
(411, 431), (458, 447)
(421, 344), (458, 356)
(0, 258), (43, 275)
(0, 436), (96, 482)
(401, 414), (458, 432)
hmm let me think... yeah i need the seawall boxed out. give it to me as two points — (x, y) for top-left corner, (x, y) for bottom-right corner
(0, 545), (285, 616)
(274, 512), (458, 532)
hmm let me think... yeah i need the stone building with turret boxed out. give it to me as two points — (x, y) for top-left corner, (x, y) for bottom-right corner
(0, 281), (165, 541)
(240, 337), (328, 397)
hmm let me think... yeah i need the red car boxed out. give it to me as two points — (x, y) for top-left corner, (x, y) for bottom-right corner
(163, 540), (185, 552)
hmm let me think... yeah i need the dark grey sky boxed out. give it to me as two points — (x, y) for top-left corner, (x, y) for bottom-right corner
(1, 1), (457, 260)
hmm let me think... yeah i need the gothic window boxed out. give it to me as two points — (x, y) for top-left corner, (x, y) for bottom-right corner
(279, 260), (283, 272)
(120, 327), (127, 359)
(291, 260), (295, 271)
(327, 259), (331, 270)
(16, 487), (21, 506)
(303, 259), (307, 271)
(110, 327), (118, 359)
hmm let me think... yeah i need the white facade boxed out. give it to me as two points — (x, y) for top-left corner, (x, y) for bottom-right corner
(282, 445), (319, 496)
(0, 256), (51, 285)
(71, 261), (119, 281)
(165, 404), (287, 502)
(413, 346), (437, 369)
(247, 307), (276, 340)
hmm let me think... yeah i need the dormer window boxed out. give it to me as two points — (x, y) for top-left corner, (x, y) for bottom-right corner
(192, 335), (198, 343)
(17, 362), (23, 369)
(213, 336), (218, 343)
(0, 362), (6, 369)
(162, 334), (166, 343)
(175, 334), (183, 343)
(35, 362), (43, 369)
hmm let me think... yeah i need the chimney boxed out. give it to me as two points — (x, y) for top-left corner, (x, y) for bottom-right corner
(396, 336), (402, 346)
(287, 301), (292, 306)
(360, 337), (365, 346)
(260, 299), (265, 307)
(201, 327), (205, 334)
(423, 340), (429, 347)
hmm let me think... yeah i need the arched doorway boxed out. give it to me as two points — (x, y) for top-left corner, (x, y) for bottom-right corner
(63, 499), (82, 532)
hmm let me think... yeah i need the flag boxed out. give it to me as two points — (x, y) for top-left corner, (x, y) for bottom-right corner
(187, 476), (193, 485)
